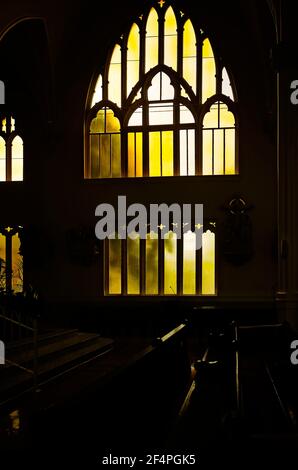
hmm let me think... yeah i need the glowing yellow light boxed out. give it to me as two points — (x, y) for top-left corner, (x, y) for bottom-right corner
(146, 232), (158, 294)
(108, 236), (122, 294)
(202, 230), (215, 295)
(127, 234), (140, 294)
(203, 103), (236, 175)
(225, 129), (235, 174)
(0, 234), (6, 290)
(164, 7), (177, 70)
(183, 19), (196, 91)
(202, 38), (216, 103)
(0, 136), (6, 181)
(145, 8), (159, 72)
(222, 67), (234, 100)
(12, 233), (22, 292)
(11, 136), (23, 181)
(128, 132), (143, 177)
(108, 44), (122, 106)
(183, 231), (196, 294)
(90, 135), (99, 178)
(90, 109), (121, 178)
(91, 75), (102, 108)
(127, 23), (140, 97)
(213, 130), (224, 175)
(162, 130), (173, 176)
(149, 131), (161, 176)
(164, 231), (177, 294)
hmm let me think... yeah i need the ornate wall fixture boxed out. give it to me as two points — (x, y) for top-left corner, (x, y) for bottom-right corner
(221, 197), (254, 265)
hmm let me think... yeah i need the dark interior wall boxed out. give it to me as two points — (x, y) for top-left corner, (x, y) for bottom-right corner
(0, 0), (278, 306)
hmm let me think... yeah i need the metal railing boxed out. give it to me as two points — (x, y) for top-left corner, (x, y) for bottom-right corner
(0, 299), (38, 389)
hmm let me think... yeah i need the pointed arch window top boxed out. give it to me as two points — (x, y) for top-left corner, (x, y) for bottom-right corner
(108, 45), (122, 107)
(202, 38), (216, 103)
(127, 23), (140, 97)
(145, 8), (159, 72)
(164, 6), (177, 70)
(222, 67), (234, 101)
(91, 74), (103, 108)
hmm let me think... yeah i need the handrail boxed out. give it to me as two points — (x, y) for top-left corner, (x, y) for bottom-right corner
(0, 313), (35, 332)
(0, 305), (38, 389)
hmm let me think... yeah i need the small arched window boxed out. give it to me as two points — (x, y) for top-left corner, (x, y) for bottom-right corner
(0, 116), (23, 182)
(85, 1), (237, 178)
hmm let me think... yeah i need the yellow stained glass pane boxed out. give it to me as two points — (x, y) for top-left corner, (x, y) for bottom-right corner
(202, 230), (215, 295)
(203, 103), (218, 128)
(183, 231), (196, 294)
(111, 134), (121, 177)
(214, 130), (224, 175)
(135, 133), (143, 177)
(91, 74), (102, 108)
(146, 8), (159, 72)
(222, 67), (234, 100)
(183, 19), (196, 91)
(0, 137), (6, 181)
(99, 134), (111, 177)
(90, 109), (104, 133)
(108, 44), (122, 107)
(90, 135), (100, 178)
(0, 234), (6, 290)
(109, 237), (121, 294)
(128, 133), (143, 177)
(180, 129), (187, 176)
(127, 234), (140, 294)
(128, 133), (135, 177)
(11, 136), (23, 181)
(164, 231), (177, 294)
(127, 23), (140, 97)
(202, 38), (216, 103)
(106, 109), (120, 133)
(149, 132), (161, 176)
(220, 104), (235, 128)
(164, 7), (177, 70)
(202, 129), (213, 175)
(146, 232), (158, 294)
(162, 131), (173, 176)
(225, 129), (235, 174)
(12, 233), (22, 292)
(1, 118), (6, 133)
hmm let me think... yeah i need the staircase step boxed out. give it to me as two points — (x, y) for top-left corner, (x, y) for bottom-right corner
(6, 329), (79, 353)
(0, 334), (114, 403)
(5, 332), (101, 368)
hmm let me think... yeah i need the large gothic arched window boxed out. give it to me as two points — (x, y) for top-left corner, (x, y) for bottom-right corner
(85, 1), (237, 178)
